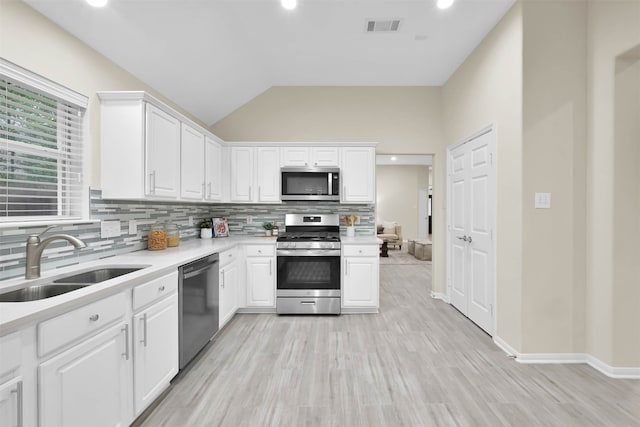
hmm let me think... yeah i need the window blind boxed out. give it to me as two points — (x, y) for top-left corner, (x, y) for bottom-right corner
(0, 60), (87, 222)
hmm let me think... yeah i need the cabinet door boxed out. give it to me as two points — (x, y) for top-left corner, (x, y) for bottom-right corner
(312, 147), (339, 167)
(133, 294), (178, 415)
(341, 147), (375, 203)
(246, 257), (275, 307)
(257, 148), (281, 202)
(281, 147), (310, 167)
(220, 262), (238, 327)
(39, 322), (132, 427)
(342, 256), (379, 308)
(0, 377), (22, 427)
(204, 137), (223, 201)
(145, 104), (180, 198)
(230, 147), (254, 202)
(180, 124), (205, 200)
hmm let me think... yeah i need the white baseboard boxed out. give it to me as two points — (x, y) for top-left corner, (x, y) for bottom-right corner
(492, 336), (640, 379)
(430, 291), (449, 302)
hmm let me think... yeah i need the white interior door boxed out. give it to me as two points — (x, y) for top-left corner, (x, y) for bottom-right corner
(447, 128), (495, 335)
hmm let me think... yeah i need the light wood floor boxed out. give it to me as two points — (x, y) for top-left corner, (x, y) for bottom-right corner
(139, 259), (640, 427)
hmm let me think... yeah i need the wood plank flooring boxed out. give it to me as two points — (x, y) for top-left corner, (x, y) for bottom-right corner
(139, 256), (640, 427)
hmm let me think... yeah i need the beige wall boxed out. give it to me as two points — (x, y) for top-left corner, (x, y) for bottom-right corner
(376, 165), (429, 241)
(442, 3), (524, 348)
(587, 1), (640, 367)
(0, 0), (207, 187)
(211, 86), (448, 295)
(521, 1), (587, 353)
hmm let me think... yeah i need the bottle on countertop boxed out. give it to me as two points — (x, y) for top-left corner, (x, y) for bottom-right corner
(271, 220), (279, 237)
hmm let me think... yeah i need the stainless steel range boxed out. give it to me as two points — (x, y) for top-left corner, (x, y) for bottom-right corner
(276, 214), (341, 314)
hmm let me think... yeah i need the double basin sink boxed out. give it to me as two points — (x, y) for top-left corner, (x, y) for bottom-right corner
(0, 267), (146, 303)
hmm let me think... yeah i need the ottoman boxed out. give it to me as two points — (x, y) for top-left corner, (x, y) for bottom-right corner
(414, 240), (432, 261)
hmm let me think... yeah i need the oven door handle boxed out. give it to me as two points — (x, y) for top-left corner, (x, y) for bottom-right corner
(276, 249), (341, 257)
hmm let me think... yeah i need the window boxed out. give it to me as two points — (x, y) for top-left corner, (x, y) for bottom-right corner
(0, 59), (88, 223)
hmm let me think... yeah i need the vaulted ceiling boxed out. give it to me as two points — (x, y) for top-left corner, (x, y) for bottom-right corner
(24, 0), (516, 125)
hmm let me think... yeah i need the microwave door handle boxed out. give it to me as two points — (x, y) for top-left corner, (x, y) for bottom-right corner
(328, 173), (333, 196)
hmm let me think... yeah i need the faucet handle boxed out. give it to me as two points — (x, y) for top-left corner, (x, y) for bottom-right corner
(33, 225), (59, 238)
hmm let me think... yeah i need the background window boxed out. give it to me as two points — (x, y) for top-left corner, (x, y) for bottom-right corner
(0, 59), (88, 222)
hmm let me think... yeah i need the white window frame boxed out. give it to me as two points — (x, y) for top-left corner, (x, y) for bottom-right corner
(0, 58), (92, 227)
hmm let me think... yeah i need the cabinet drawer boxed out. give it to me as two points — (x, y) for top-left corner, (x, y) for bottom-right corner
(342, 245), (379, 257)
(38, 292), (126, 358)
(219, 248), (236, 267)
(133, 271), (178, 311)
(245, 245), (274, 257)
(0, 332), (21, 377)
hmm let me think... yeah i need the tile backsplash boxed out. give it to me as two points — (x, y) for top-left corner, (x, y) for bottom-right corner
(0, 189), (374, 280)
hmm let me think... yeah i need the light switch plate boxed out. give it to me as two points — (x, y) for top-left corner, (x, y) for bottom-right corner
(101, 220), (121, 238)
(535, 192), (551, 209)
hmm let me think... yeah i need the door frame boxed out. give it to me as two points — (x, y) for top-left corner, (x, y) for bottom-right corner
(446, 124), (497, 335)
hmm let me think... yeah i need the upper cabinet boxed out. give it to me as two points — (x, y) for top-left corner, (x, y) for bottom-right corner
(281, 146), (339, 167)
(230, 146), (280, 203)
(340, 147), (375, 204)
(98, 92), (224, 203)
(180, 123), (205, 200)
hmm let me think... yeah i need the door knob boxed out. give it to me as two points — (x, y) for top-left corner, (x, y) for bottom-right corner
(456, 236), (468, 242)
(467, 236), (473, 243)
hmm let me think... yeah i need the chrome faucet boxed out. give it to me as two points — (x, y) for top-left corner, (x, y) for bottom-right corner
(25, 226), (87, 279)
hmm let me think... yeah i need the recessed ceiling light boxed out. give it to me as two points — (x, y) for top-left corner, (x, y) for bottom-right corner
(86, 0), (108, 7)
(281, 0), (297, 10)
(437, 0), (454, 9)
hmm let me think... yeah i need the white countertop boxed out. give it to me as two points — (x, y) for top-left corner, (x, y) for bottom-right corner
(340, 236), (383, 244)
(0, 236), (276, 334)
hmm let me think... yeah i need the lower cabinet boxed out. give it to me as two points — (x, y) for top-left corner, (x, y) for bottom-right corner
(0, 377), (23, 427)
(132, 294), (178, 416)
(245, 245), (276, 308)
(219, 250), (239, 328)
(38, 321), (133, 427)
(342, 245), (380, 310)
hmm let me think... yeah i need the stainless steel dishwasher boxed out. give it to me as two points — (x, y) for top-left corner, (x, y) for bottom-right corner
(178, 253), (219, 369)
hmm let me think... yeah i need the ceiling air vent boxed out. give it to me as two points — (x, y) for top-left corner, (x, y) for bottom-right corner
(366, 19), (401, 32)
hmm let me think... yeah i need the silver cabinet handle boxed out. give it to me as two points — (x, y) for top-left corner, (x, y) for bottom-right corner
(269, 259), (272, 276)
(10, 380), (22, 427)
(249, 186), (252, 200)
(202, 182), (206, 197)
(207, 182), (212, 198)
(122, 324), (130, 360)
(221, 269), (225, 288)
(141, 313), (148, 347)
(89, 314), (99, 322)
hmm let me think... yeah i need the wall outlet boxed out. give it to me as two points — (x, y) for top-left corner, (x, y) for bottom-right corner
(101, 220), (121, 238)
(128, 220), (137, 235)
(247, 215), (253, 224)
(188, 216), (194, 226)
(535, 192), (551, 209)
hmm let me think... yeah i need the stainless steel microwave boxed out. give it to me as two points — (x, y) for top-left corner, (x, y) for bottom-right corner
(281, 167), (340, 201)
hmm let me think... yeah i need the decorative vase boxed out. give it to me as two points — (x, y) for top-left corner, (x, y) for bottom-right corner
(200, 228), (212, 238)
(265, 229), (272, 236)
(346, 226), (355, 237)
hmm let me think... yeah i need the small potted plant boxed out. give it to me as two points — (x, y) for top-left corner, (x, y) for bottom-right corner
(199, 218), (213, 238)
(262, 221), (273, 236)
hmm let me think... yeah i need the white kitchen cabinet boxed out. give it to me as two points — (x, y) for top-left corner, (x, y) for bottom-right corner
(0, 377), (22, 427)
(99, 91), (224, 202)
(204, 136), (223, 201)
(219, 248), (239, 328)
(145, 104), (181, 199)
(38, 321), (133, 427)
(230, 146), (280, 203)
(342, 245), (379, 310)
(180, 123), (205, 200)
(340, 147), (375, 203)
(132, 294), (178, 416)
(281, 146), (339, 167)
(245, 245), (276, 308)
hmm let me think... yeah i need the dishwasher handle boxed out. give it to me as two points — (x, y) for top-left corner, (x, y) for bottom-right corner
(183, 261), (218, 279)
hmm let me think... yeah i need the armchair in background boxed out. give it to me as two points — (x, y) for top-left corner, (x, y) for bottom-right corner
(376, 220), (403, 250)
